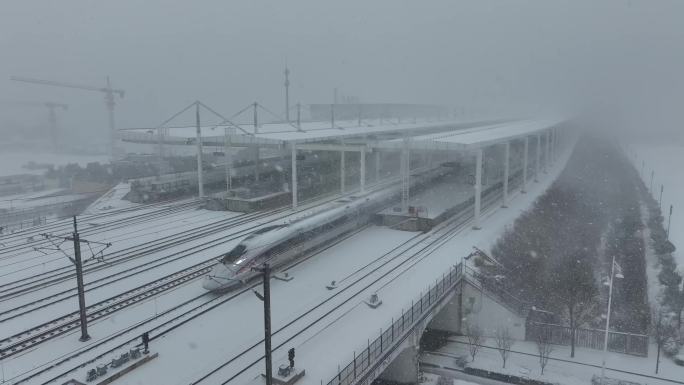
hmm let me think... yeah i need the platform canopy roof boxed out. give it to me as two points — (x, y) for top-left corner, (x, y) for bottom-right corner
(120, 117), (515, 148)
(120, 116), (565, 151)
(371, 118), (565, 152)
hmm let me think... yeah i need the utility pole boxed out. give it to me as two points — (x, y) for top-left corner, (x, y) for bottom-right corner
(252, 263), (273, 385)
(40, 217), (111, 342)
(296, 102), (301, 131)
(284, 67), (290, 123)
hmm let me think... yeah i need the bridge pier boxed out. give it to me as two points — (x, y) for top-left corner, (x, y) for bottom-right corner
(377, 345), (420, 384)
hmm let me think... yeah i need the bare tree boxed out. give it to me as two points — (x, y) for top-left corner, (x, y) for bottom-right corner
(495, 326), (514, 368)
(650, 306), (675, 374)
(465, 324), (485, 363)
(536, 328), (553, 375)
(551, 250), (597, 358)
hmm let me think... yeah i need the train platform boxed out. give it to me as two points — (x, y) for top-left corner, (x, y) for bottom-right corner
(377, 173), (474, 231)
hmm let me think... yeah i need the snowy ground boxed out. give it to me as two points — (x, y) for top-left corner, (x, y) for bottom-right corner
(82, 182), (135, 214)
(0, 190), (87, 211)
(629, 144), (684, 268)
(175, 138), (576, 385)
(421, 336), (683, 385)
(0, 151), (110, 177)
(1, 139), (576, 385)
(0, 176), (435, 384)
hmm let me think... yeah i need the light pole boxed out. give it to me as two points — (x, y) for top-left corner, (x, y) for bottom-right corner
(600, 256), (623, 384)
(667, 205), (673, 240)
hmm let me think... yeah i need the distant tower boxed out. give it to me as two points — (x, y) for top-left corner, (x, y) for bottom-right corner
(284, 66), (290, 122)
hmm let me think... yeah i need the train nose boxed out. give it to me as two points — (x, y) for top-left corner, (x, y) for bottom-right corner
(202, 263), (241, 291)
(202, 275), (221, 291)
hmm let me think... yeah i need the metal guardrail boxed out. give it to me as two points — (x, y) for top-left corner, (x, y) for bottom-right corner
(526, 322), (649, 357)
(326, 264), (464, 385)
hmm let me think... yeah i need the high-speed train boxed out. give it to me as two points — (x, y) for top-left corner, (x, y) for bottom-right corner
(201, 166), (450, 291)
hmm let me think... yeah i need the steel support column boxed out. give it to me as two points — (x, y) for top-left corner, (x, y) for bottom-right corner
(473, 148), (483, 230)
(360, 147), (366, 193)
(291, 144), (297, 209)
(545, 130), (551, 171)
(224, 128), (232, 191)
(502, 141), (510, 208)
(195, 102), (204, 197)
(340, 139), (346, 193)
(375, 150), (381, 181)
(401, 139), (410, 213)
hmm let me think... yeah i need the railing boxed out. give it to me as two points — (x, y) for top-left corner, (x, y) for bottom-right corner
(327, 264), (464, 385)
(526, 322), (649, 357)
(464, 265), (531, 318)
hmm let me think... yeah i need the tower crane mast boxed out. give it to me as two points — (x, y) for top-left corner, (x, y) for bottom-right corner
(0, 100), (68, 147)
(10, 76), (125, 158)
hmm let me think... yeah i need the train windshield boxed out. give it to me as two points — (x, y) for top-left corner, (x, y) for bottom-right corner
(221, 244), (246, 264)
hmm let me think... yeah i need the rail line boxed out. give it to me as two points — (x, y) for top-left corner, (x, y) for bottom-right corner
(192, 184), (509, 384)
(4, 174), (465, 384)
(0, 199), (202, 256)
(0, 177), (405, 304)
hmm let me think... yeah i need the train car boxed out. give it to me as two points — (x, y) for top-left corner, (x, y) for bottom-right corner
(201, 165), (450, 291)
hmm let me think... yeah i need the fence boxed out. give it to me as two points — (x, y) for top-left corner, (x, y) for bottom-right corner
(526, 322), (649, 357)
(326, 264), (464, 385)
(464, 265), (531, 317)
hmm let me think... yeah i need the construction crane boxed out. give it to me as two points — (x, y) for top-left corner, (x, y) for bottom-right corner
(0, 100), (68, 148)
(10, 76), (125, 158)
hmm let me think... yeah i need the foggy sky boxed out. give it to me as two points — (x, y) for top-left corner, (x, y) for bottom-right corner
(1, 0), (683, 146)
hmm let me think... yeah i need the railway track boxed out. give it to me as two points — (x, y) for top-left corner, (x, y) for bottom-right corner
(9, 177), (508, 385)
(0, 209), (256, 297)
(192, 184), (509, 385)
(0, 220), (376, 362)
(0, 198), (200, 246)
(0, 182), (406, 358)
(0, 199), (202, 257)
(0, 207), (295, 320)
(0, 261), (212, 360)
(0, 177), (406, 305)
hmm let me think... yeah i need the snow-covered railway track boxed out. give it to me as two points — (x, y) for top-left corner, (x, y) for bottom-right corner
(0, 199), (202, 256)
(0, 209), (257, 298)
(191, 185), (508, 384)
(6, 225), (376, 385)
(0, 207), (289, 318)
(0, 262), (212, 359)
(3, 177), (437, 384)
